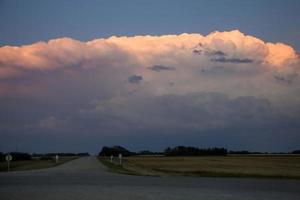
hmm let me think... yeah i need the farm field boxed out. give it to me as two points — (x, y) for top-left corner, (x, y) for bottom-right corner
(100, 155), (300, 179)
(0, 156), (78, 172)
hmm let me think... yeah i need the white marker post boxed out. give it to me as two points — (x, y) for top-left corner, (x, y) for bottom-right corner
(110, 155), (113, 163)
(5, 154), (12, 172)
(55, 155), (59, 164)
(118, 153), (122, 165)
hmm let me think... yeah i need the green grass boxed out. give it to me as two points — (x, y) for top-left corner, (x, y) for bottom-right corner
(0, 156), (78, 172)
(99, 158), (140, 175)
(99, 155), (300, 179)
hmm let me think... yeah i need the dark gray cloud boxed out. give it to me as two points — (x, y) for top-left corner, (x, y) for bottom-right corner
(201, 66), (225, 73)
(192, 45), (253, 64)
(210, 57), (253, 63)
(192, 43), (203, 55)
(1, 91), (300, 153)
(274, 75), (292, 84)
(193, 49), (202, 55)
(81, 92), (291, 132)
(128, 75), (143, 84)
(193, 48), (227, 57)
(205, 50), (227, 57)
(70, 92), (300, 153)
(147, 65), (176, 72)
(273, 73), (298, 85)
(193, 42), (227, 57)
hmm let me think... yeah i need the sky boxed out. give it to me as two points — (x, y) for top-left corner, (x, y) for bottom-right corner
(0, 0), (300, 154)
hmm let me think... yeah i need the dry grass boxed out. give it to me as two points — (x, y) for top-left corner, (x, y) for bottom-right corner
(0, 156), (78, 172)
(101, 155), (300, 179)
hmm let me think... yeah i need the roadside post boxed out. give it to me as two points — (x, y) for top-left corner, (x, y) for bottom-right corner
(55, 155), (59, 164)
(110, 155), (113, 163)
(5, 154), (12, 172)
(118, 153), (122, 165)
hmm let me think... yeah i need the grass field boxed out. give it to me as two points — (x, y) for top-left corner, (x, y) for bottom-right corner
(0, 156), (78, 172)
(100, 155), (300, 179)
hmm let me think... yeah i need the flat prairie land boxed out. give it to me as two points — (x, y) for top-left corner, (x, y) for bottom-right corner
(0, 156), (78, 172)
(100, 155), (300, 179)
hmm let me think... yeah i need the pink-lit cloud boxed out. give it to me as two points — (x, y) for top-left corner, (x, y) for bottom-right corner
(0, 30), (299, 114)
(0, 30), (298, 78)
(1, 31), (300, 153)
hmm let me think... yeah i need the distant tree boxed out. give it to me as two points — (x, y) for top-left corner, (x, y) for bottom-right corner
(292, 150), (300, 154)
(164, 146), (227, 156)
(99, 146), (134, 157)
(164, 147), (172, 155)
(0, 152), (4, 162)
(32, 152), (90, 159)
(137, 150), (163, 155)
(10, 152), (32, 161)
(229, 150), (264, 154)
(138, 150), (152, 155)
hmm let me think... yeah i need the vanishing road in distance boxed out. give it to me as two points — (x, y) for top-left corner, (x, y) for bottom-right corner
(0, 156), (299, 200)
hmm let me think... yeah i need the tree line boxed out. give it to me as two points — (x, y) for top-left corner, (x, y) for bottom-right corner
(99, 146), (300, 157)
(164, 146), (227, 156)
(0, 152), (90, 162)
(99, 146), (228, 156)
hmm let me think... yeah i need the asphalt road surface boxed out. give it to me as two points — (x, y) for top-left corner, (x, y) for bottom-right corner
(0, 156), (299, 200)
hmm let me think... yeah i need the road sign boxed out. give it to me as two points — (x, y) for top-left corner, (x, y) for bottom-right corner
(5, 154), (12, 171)
(5, 154), (12, 162)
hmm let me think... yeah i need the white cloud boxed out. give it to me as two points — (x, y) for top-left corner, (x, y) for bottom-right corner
(0, 30), (299, 115)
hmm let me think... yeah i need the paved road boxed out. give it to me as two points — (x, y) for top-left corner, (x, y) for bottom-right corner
(0, 156), (299, 200)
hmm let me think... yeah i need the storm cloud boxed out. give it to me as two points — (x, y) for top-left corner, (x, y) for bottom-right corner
(0, 30), (299, 152)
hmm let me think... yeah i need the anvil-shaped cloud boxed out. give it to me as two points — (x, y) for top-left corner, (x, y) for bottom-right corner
(0, 30), (299, 152)
(0, 30), (298, 77)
